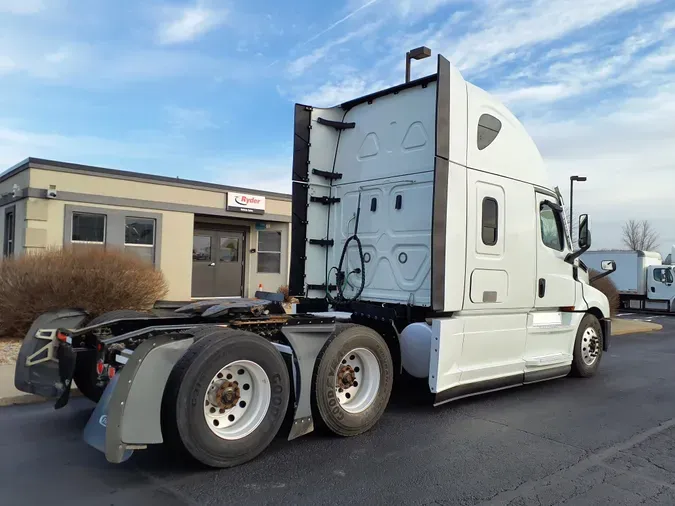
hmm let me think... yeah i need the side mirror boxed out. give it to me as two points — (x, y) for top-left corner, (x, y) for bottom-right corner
(601, 260), (616, 272)
(578, 214), (590, 249)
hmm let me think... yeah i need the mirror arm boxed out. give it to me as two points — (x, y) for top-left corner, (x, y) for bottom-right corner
(590, 269), (615, 283)
(565, 243), (590, 264)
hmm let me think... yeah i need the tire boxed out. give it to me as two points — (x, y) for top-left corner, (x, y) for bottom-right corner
(161, 329), (290, 468)
(311, 324), (393, 437)
(571, 314), (604, 378)
(73, 310), (151, 402)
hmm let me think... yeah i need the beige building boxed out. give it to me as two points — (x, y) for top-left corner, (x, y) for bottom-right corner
(0, 158), (292, 301)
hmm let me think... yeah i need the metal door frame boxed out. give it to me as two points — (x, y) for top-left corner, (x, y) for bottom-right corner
(194, 222), (249, 297)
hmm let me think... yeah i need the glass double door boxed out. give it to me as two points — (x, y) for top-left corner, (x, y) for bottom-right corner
(192, 229), (245, 297)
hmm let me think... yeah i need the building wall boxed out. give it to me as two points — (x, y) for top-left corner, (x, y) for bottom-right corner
(0, 170), (30, 258)
(25, 198), (194, 300)
(29, 169), (292, 217)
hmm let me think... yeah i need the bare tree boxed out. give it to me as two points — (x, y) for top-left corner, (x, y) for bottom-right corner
(621, 219), (660, 251)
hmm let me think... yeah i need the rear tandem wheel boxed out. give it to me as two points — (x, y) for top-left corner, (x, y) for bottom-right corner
(161, 329), (290, 468)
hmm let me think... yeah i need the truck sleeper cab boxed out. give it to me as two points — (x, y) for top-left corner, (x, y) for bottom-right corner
(14, 53), (612, 470)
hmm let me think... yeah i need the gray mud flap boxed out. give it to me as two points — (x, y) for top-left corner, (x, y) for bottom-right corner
(83, 374), (134, 463)
(14, 309), (88, 399)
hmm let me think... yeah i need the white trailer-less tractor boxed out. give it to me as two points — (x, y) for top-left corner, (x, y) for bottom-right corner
(14, 53), (614, 469)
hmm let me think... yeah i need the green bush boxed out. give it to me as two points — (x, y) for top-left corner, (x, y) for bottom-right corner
(589, 268), (620, 316)
(0, 246), (168, 339)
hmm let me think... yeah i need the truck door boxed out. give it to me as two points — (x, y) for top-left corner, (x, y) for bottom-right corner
(647, 266), (675, 304)
(534, 193), (576, 309)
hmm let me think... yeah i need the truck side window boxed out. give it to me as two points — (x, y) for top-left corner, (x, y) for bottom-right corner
(653, 268), (673, 284)
(540, 203), (564, 251)
(481, 197), (498, 246)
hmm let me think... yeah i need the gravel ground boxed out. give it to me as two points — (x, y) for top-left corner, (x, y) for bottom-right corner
(0, 339), (21, 365)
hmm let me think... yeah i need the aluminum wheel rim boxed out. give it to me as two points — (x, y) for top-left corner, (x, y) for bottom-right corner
(335, 348), (381, 414)
(581, 327), (600, 366)
(203, 360), (271, 440)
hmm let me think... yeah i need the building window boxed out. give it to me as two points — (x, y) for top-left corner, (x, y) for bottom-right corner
(125, 217), (155, 264)
(540, 203), (564, 251)
(481, 197), (498, 246)
(193, 235), (212, 261)
(72, 212), (106, 244)
(3, 207), (15, 257)
(258, 230), (281, 273)
(219, 236), (240, 263)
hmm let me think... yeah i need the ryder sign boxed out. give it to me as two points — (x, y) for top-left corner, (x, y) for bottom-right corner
(227, 192), (266, 214)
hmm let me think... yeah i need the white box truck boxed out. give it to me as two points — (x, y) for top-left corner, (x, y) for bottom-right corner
(583, 249), (675, 312)
(14, 51), (613, 469)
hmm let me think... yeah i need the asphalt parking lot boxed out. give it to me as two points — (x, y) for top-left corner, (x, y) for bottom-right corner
(1, 315), (675, 506)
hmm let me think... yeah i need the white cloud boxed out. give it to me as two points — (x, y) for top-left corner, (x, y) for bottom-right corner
(299, 76), (391, 108)
(437, 0), (659, 74)
(156, 1), (228, 46)
(288, 21), (383, 77)
(165, 106), (217, 131)
(302, 0), (381, 46)
(0, 0), (45, 15)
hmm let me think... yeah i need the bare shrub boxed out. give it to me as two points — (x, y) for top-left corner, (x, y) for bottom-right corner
(589, 269), (620, 316)
(0, 246), (168, 339)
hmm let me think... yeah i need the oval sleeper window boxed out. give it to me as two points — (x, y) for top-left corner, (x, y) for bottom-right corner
(477, 114), (502, 150)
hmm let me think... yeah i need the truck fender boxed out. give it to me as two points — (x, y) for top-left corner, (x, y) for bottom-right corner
(87, 333), (301, 463)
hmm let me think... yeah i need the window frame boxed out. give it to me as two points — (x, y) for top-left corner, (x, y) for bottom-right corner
(257, 230), (282, 274)
(653, 267), (673, 284)
(481, 197), (498, 246)
(64, 205), (162, 266)
(3, 205), (16, 257)
(124, 217), (156, 248)
(539, 201), (565, 252)
(71, 211), (107, 245)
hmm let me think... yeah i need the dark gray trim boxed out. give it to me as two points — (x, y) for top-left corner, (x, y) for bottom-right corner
(431, 55), (452, 312)
(434, 374), (522, 406)
(523, 365), (571, 384)
(27, 187), (291, 223)
(340, 74), (438, 111)
(0, 189), (26, 208)
(3, 204), (16, 257)
(1, 157), (291, 201)
(64, 204), (163, 267)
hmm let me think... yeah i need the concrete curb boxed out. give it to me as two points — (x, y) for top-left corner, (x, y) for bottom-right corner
(0, 389), (82, 408)
(611, 319), (663, 336)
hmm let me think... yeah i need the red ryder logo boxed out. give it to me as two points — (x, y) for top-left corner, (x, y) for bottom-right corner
(227, 192), (266, 214)
(235, 195), (261, 206)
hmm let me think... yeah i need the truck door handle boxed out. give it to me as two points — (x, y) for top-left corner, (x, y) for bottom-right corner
(651, 286), (655, 292)
(538, 278), (546, 298)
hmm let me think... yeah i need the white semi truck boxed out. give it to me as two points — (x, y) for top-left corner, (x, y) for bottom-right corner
(14, 51), (613, 469)
(583, 249), (675, 312)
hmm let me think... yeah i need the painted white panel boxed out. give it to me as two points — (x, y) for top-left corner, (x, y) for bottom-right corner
(332, 173), (433, 305)
(470, 269), (507, 303)
(428, 317), (464, 394)
(466, 83), (549, 188)
(525, 310), (582, 362)
(303, 107), (344, 297)
(463, 170), (536, 311)
(335, 83), (436, 185)
(441, 163), (468, 312)
(458, 313), (528, 383)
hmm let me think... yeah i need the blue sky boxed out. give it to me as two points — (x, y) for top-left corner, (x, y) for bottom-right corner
(1, 0), (675, 253)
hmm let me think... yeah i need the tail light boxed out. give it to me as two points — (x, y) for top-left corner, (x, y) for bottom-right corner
(96, 360), (105, 376)
(107, 366), (116, 379)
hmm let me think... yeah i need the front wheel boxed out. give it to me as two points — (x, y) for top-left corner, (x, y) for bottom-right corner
(571, 314), (604, 377)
